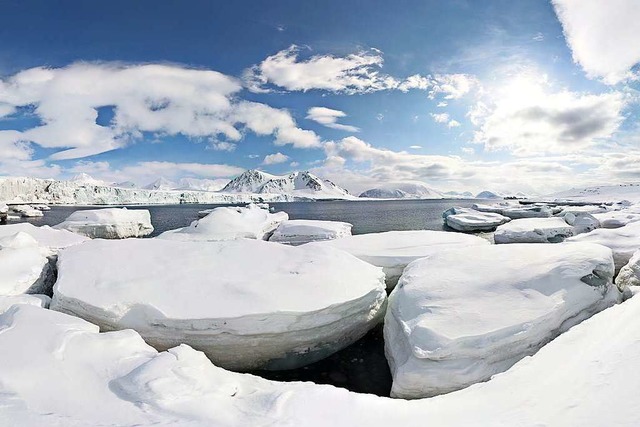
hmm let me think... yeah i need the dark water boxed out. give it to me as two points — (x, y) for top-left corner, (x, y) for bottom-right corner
(16, 198), (478, 236)
(8, 199), (477, 396)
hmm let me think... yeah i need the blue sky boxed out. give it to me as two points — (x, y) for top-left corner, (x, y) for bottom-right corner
(0, 0), (639, 194)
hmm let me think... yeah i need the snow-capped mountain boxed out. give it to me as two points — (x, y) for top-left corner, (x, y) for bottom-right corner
(69, 173), (106, 186)
(359, 182), (444, 199)
(176, 177), (230, 192)
(548, 183), (640, 204)
(476, 190), (504, 199)
(444, 190), (474, 198)
(222, 170), (351, 199)
(144, 177), (176, 191)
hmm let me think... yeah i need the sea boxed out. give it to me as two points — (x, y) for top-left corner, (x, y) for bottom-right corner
(6, 198), (481, 396)
(13, 198), (480, 236)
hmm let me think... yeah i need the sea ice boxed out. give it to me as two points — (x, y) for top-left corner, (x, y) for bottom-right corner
(442, 207), (510, 232)
(384, 243), (620, 398)
(308, 230), (489, 289)
(51, 238), (386, 370)
(158, 204), (288, 241)
(0, 223), (88, 255)
(566, 221), (640, 273)
(54, 208), (154, 239)
(0, 232), (52, 295)
(269, 219), (352, 245)
(616, 250), (640, 288)
(0, 294), (50, 314)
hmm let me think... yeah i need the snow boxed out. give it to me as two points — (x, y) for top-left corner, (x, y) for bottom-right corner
(158, 204), (288, 241)
(69, 173), (106, 186)
(549, 183), (640, 204)
(558, 205), (608, 215)
(54, 207), (154, 239)
(475, 190), (503, 199)
(471, 202), (515, 213)
(269, 219), (352, 245)
(593, 207), (640, 228)
(500, 205), (553, 219)
(563, 212), (601, 234)
(0, 176), (341, 205)
(0, 232), (51, 295)
(11, 204), (44, 217)
(0, 294), (50, 314)
(494, 216), (576, 243)
(0, 202), (8, 214)
(51, 238), (386, 370)
(616, 250), (640, 289)
(566, 221), (640, 273)
(0, 223), (88, 254)
(385, 242), (620, 398)
(308, 230), (489, 289)
(223, 170), (352, 199)
(442, 207), (510, 231)
(6, 293), (640, 426)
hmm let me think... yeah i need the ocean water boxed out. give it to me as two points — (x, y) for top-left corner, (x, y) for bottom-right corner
(6, 198), (479, 396)
(13, 198), (479, 236)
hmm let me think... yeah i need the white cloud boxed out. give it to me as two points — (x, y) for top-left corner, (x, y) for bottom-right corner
(65, 160), (244, 186)
(244, 45), (478, 99)
(437, 102), (448, 107)
(428, 74), (477, 99)
(262, 152), (289, 165)
(409, 145), (422, 149)
(553, 0), (640, 84)
(470, 74), (626, 155)
(448, 119), (461, 128)
(209, 140), (236, 151)
(243, 45), (398, 94)
(533, 32), (544, 42)
(0, 63), (322, 161)
(306, 107), (360, 132)
(290, 161), (300, 168)
(430, 113), (450, 123)
(461, 147), (475, 155)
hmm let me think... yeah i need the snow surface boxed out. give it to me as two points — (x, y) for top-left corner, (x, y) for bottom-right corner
(54, 208), (154, 239)
(51, 238), (386, 370)
(475, 190), (503, 199)
(11, 205), (43, 217)
(616, 250), (640, 288)
(549, 183), (640, 204)
(0, 294), (50, 314)
(158, 204), (288, 241)
(385, 243), (620, 398)
(308, 230), (489, 289)
(500, 205), (553, 219)
(0, 232), (51, 295)
(594, 206), (640, 228)
(494, 217), (576, 243)
(7, 296), (640, 425)
(269, 219), (352, 245)
(566, 221), (640, 273)
(442, 207), (510, 231)
(0, 223), (88, 254)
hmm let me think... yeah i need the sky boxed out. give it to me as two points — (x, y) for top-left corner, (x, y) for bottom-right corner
(0, 0), (639, 195)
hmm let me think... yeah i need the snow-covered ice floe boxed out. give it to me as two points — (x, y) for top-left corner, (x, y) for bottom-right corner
(442, 207), (510, 232)
(6, 295), (640, 426)
(308, 230), (489, 289)
(593, 206), (640, 228)
(11, 204), (44, 217)
(566, 221), (640, 273)
(51, 238), (386, 370)
(500, 205), (553, 219)
(494, 213), (599, 244)
(54, 207), (153, 239)
(384, 242), (620, 399)
(0, 294), (50, 314)
(158, 204), (288, 241)
(616, 250), (640, 289)
(0, 232), (53, 295)
(0, 223), (88, 255)
(269, 219), (352, 245)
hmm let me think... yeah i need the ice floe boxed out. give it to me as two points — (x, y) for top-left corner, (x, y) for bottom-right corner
(442, 207), (510, 232)
(0, 294), (50, 314)
(616, 250), (640, 289)
(269, 219), (352, 245)
(0, 232), (52, 295)
(0, 223), (88, 255)
(309, 230), (489, 289)
(54, 208), (154, 239)
(158, 204), (288, 241)
(51, 238), (386, 370)
(384, 243), (620, 398)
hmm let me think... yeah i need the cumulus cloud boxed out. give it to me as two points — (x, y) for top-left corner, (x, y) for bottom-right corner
(306, 107), (360, 132)
(0, 63), (322, 161)
(431, 112), (461, 128)
(553, 0), (640, 84)
(470, 75), (626, 155)
(262, 152), (289, 165)
(65, 160), (244, 186)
